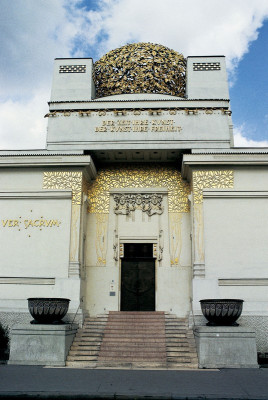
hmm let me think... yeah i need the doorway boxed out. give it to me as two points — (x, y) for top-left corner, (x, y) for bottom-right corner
(121, 243), (155, 311)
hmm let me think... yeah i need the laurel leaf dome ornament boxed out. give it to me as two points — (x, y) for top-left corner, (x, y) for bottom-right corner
(94, 43), (186, 98)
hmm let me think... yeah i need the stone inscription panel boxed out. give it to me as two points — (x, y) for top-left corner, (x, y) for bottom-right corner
(47, 109), (231, 145)
(95, 119), (182, 133)
(0, 198), (71, 277)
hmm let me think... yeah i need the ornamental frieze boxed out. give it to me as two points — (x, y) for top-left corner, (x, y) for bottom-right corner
(192, 170), (234, 204)
(113, 193), (164, 216)
(87, 164), (190, 214)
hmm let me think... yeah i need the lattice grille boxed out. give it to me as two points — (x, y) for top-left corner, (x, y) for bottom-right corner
(59, 65), (86, 73)
(193, 62), (221, 71)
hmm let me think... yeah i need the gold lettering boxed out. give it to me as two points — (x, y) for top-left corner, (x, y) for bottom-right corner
(111, 126), (131, 132)
(102, 121), (114, 126)
(95, 127), (107, 132)
(8, 220), (14, 227)
(151, 119), (174, 126)
(133, 126), (148, 132)
(34, 220), (40, 227)
(13, 220), (19, 227)
(117, 120), (131, 126)
(2, 220), (8, 227)
(50, 220), (59, 227)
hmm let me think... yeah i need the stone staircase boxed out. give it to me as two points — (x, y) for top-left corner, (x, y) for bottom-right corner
(98, 311), (167, 368)
(66, 314), (108, 368)
(165, 314), (198, 368)
(66, 311), (198, 369)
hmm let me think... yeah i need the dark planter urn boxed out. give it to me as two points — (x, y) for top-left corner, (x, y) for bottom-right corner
(200, 299), (244, 326)
(28, 298), (70, 324)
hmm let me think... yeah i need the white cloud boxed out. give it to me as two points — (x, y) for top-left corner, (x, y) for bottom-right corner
(0, 88), (48, 149)
(1, 0), (268, 149)
(234, 125), (268, 147)
(80, 0), (268, 71)
(0, 0), (81, 101)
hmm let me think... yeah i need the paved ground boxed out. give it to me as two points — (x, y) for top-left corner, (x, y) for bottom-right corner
(0, 365), (268, 399)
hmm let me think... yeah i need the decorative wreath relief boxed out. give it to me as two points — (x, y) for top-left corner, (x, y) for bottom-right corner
(94, 42), (186, 98)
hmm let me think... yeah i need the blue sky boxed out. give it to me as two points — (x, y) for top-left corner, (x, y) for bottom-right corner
(0, 0), (267, 149)
(230, 21), (268, 143)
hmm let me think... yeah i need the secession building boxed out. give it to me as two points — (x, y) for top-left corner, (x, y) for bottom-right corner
(0, 43), (267, 355)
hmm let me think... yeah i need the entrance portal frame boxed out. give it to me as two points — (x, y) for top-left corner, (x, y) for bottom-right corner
(119, 238), (158, 312)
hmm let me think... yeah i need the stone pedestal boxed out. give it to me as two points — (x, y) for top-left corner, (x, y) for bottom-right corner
(194, 326), (258, 368)
(8, 323), (78, 366)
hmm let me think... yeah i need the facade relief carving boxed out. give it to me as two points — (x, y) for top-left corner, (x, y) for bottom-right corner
(192, 170), (234, 204)
(113, 193), (164, 216)
(87, 164), (190, 214)
(95, 214), (108, 266)
(43, 171), (83, 205)
(169, 213), (183, 266)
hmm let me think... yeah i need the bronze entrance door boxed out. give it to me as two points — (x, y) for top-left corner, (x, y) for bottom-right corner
(121, 244), (155, 311)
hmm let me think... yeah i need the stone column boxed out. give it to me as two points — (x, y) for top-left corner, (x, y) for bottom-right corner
(43, 171), (86, 278)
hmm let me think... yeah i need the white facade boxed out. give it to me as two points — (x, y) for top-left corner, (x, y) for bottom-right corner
(0, 48), (268, 353)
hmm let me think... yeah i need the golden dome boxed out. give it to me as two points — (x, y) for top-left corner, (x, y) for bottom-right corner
(94, 42), (186, 98)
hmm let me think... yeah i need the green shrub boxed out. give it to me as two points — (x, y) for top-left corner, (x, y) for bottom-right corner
(0, 323), (9, 360)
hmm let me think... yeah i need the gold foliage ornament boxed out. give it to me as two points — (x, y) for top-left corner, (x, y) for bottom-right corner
(88, 164), (190, 214)
(192, 170), (234, 204)
(43, 171), (83, 205)
(94, 43), (186, 98)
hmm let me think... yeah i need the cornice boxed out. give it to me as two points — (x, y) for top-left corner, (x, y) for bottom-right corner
(0, 155), (97, 178)
(182, 152), (268, 179)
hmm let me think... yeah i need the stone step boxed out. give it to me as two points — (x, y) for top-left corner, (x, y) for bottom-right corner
(166, 346), (197, 351)
(166, 356), (193, 362)
(100, 347), (167, 357)
(166, 340), (195, 345)
(106, 320), (165, 324)
(103, 332), (165, 340)
(100, 343), (166, 349)
(109, 311), (165, 314)
(97, 361), (167, 368)
(69, 350), (99, 356)
(71, 345), (101, 350)
(66, 361), (97, 368)
(75, 332), (104, 336)
(72, 336), (102, 342)
(67, 355), (98, 361)
(103, 329), (165, 334)
(77, 327), (105, 331)
(100, 337), (166, 343)
(167, 362), (199, 369)
(107, 317), (165, 323)
(98, 355), (166, 361)
(167, 351), (198, 357)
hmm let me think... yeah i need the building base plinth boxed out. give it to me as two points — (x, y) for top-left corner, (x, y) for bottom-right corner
(8, 323), (78, 366)
(194, 326), (258, 369)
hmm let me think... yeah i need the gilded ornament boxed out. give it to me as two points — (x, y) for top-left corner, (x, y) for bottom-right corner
(88, 164), (190, 214)
(95, 214), (108, 266)
(94, 43), (186, 98)
(192, 170), (234, 204)
(169, 213), (182, 266)
(43, 171), (83, 205)
(113, 193), (164, 216)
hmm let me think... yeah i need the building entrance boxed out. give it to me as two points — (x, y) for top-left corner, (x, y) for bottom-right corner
(121, 243), (155, 311)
